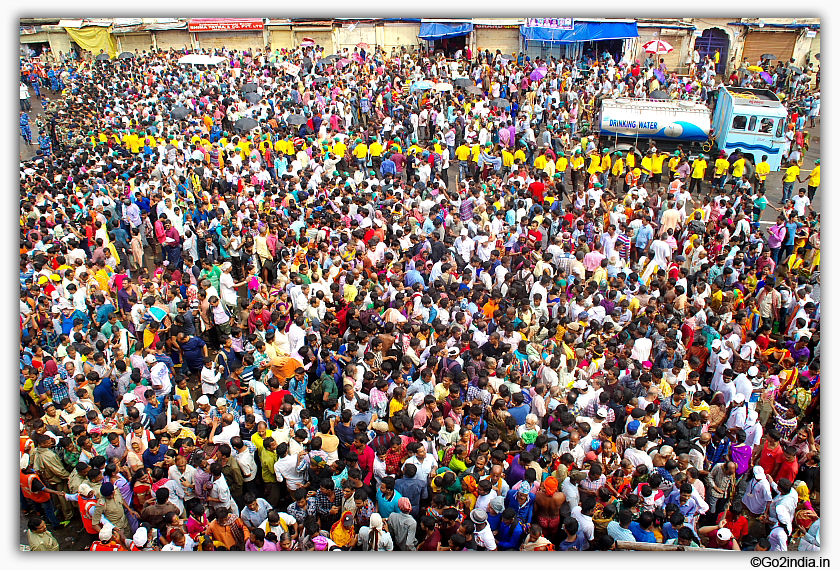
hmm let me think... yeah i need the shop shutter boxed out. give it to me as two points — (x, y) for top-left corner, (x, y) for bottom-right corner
(155, 30), (192, 51)
(658, 34), (684, 72)
(742, 30), (797, 66)
(381, 24), (422, 51)
(196, 31), (264, 52)
(295, 30), (334, 52)
(270, 28), (295, 51)
(475, 28), (520, 56)
(117, 34), (153, 54)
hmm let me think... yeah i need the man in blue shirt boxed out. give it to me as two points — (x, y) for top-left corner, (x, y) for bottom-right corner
(507, 392), (530, 426)
(381, 154), (397, 177)
(634, 217), (654, 260)
(629, 511), (658, 542)
(142, 439), (169, 469)
(783, 218), (802, 260)
(376, 476), (403, 520)
(665, 483), (701, 528)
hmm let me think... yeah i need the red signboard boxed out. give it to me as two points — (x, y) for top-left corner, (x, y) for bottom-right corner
(188, 18), (264, 32)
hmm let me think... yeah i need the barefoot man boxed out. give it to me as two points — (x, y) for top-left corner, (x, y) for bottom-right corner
(534, 475), (565, 542)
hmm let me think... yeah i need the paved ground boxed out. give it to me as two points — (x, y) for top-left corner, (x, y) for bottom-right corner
(17, 84), (821, 549)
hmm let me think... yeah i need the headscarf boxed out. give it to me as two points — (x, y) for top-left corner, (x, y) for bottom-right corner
(461, 475), (479, 495)
(330, 511), (356, 547)
(543, 476), (559, 496)
(42, 359), (59, 378)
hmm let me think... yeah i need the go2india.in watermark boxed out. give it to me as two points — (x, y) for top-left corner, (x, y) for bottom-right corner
(751, 557), (829, 568)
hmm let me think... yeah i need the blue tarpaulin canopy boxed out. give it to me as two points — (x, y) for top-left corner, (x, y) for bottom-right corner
(418, 22), (474, 41)
(521, 21), (638, 43)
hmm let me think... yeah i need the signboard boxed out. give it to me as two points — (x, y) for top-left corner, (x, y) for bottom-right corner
(805, 29), (817, 38)
(693, 29), (702, 37)
(279, 61), (301, 76)
(525, 18), (574, 31)
(20, 26), (37, 35)
(188, 18), (264, 32)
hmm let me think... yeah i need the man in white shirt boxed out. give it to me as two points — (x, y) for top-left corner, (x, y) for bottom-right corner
(273, 442), (307, 491)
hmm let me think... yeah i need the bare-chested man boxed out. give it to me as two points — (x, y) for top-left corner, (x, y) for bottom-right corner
(534, 475), (565, 541)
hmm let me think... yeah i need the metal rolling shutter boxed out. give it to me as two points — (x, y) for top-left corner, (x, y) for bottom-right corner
(659, 34), (684, 71)
(742, 30), (797, 66)
(270, 28), (295, 50)
(296, 30), (334, 52)
(196, 31), (264, 52)
(155, 30), (192, 51)
(117, 34), (153, 53)
(475, 28), (520, 56)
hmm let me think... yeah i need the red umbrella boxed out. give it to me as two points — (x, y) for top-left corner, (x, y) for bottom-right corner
(643, 39), (674, 54)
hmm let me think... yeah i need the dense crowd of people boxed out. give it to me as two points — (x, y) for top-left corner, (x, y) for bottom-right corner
(19, 34), (819, 552)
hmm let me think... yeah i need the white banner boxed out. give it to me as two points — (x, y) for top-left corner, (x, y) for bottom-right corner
(526, 18), (574, 31)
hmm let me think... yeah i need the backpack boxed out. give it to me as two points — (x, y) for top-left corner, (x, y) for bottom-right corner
(310, 372), (331, 404)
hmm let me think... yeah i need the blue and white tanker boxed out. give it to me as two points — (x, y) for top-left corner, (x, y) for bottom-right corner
(597, 88), (788, 172)
(598, 97), (711, 143)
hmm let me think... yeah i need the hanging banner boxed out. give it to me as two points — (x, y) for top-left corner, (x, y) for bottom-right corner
(526, 18), (574, 31)
(188, 18), (264, 32)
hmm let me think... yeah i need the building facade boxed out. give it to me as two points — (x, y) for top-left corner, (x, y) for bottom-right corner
(21, 17), (820, 78)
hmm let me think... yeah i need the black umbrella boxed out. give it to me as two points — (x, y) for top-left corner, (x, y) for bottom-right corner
(302, 56), (312, 68)
(314, 77), (330, 85)
(241, 83), (258, 93)
(202, 86), (217, 96)
(95, 54), (111, 61)
(761, 53), (777, 61)
(170, 106), (190, 120)
(814, 53), (820, 60)
(649, 90), (668, 99)
(490, 98), (510, 108)
(466, 85), (483, 95)
(287, 114), (307, 125)
(233, 117), (258, 133)
(789, 65), (803, 75)
(322, 54), (340, 63)
(118, 52), (135, 60)
(244, 92), (260, 105)
(454, 78), (472, 88)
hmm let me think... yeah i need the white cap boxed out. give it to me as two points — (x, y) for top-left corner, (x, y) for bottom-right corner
(596, 407), (608, 418)
(78, 483), (93, 495)
(711, 339), (722, 349)
(221, 261), (232, 271)
(133, 526), (148, 547)
(460, 228), (469, 236)
(717, 527), (733, 541)
(734, 393), (746, 404)
(99, 526), (114, 541)
(719, 350), (731, 360)
(197, 395), (210, 406)
(748, 410), (759, 423)
(144, 354), (156, 364)
(215, 398), (227, 408)
(122, 393), (138, 403)
(748, 366), (760, 377)
(575, 380), (588, 390)
(753, 465), (766, 481)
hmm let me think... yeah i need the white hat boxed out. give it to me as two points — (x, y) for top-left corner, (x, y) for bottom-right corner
(412, 392), (425, 406)
(753, 465), (766, 481)
(460, 228), (469, 236)
(733, 393), (746, 404)
(215, 398), (227, 408)
(711, 339), (722, 349)
(748, 410), (759, 423)
(748, 366), (760, 377)
(122, 393), (138, 403)
(133, 527), (148, 547)
(596, 407), (608, 418)
(197, 395), (210, 406)
(144, 354), (157, 364)
(447, 346), (460, 357)
(20, 454), (30, 470)
(717, 527), (733, 541)
(78, 483), (93, 496)
(574, 380), (588, 390)
(99, 526), (114, 541)
(718, 350), (731, 360)
(221, 261), (232, 271)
